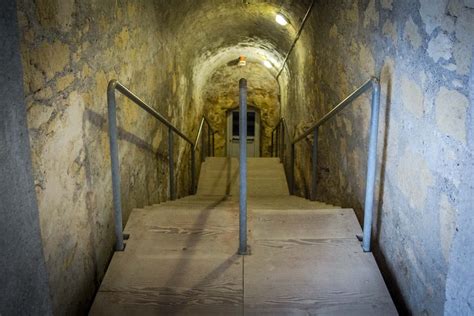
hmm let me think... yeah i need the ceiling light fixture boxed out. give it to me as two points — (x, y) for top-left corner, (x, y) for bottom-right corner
(263, 60), (273, 69)
(275, 13), (288, 26)
(268, 57), (278, 66)
(238, 55), (247, 67)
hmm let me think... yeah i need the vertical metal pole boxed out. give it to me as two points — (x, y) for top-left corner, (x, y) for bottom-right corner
(191, 145), (196, 194)
(212, 132), (215, 156)
(238, 78), (248, 255)
(207, 124), (211, 157)
(290, 143), (295, 195)
(201, 126), (205, 162)
(280, 122), (285, 161)
(271, 130), (274, 157)
(311, 128), (318, 201)
(362, 80), (381, 252)
(276, 127), (280, 159)
(270, 131), (274, 157)
(168, 127), (175, 201)
(107, 84), (124, 251)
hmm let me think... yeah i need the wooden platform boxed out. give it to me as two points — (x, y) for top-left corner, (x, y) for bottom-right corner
(90, 158), (397, 315)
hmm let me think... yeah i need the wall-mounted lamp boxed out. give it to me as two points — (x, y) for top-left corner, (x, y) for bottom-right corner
(275, 13), (288, 26)
(238, 55), (247, 67)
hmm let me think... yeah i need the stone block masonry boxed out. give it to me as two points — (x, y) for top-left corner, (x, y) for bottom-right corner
(16, 0), (200, 313)
(281, 1), (473, 314)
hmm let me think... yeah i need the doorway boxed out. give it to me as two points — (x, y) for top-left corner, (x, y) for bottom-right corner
(227, 107), (260, 157)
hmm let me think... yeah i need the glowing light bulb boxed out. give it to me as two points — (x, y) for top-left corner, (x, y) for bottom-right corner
(263, 60), (273, 69)
(275, 13), (288, 26)
(269, 57), (278, 66)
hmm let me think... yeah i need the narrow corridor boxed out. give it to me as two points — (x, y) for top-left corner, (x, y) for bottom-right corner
(1, 1), (473, 315)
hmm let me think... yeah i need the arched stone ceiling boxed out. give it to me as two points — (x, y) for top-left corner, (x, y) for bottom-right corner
(157, 0), (313, 106)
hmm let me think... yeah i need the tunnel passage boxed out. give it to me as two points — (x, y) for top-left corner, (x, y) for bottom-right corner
(5, 0), (473, 315)
(204, 62), (280, 157)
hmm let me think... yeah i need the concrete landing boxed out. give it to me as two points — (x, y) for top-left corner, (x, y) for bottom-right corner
(89, 158), (397, 315)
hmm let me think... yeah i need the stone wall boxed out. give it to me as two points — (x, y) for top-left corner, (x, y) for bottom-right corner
(281, 0), (473, 314)
(204, 63), (280, 157)
(12, 0), (473, 313)
(0, 1), (52, 314)
(16, 0), (200, 313)
(444, 57), (474, 315)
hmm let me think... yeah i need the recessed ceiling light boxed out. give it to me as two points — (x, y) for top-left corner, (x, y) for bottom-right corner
(275, 13), (288, 26)
(263, 60), (273, 68)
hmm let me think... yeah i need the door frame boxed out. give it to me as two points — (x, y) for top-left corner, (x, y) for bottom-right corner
(226, 105), (261, 157)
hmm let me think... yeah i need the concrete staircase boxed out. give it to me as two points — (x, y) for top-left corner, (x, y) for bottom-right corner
(90, 157), (397, 315)
(197, 157), (290, 196)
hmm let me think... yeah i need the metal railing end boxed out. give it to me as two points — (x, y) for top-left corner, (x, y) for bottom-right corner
(370, 77), (380, 87)
(107, 79), (119, 92)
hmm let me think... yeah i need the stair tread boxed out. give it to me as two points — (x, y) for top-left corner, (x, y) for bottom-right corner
(197, 157), (290, 196)
(146, 196), (340, 210)
(90, 157), (395, 315)
(244, 238), (397, 315)
(91, 194), (395, 315)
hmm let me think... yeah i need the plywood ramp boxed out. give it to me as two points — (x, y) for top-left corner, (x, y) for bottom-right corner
(90, 158), (397, 315)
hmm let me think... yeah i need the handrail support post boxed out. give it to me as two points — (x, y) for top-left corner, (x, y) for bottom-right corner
(280, 121), (285, 161)
(191, 146), (196, 194)
(106, 80), (202, 251)
(207, 124), (211, 157)
(311, 127), (319, 201)
(362, 79), (381, 252)
(290, 143), (295, 195)
(271, 130), (274, 157)
(212, 132), (215, 156)
(107, 84), (125, 251)
(201, 126), (205, 162)
(276, 126), (280, 159)
(168, 127), (175, 201)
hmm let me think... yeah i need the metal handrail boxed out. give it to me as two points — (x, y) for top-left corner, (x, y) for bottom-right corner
(192, 116), (215, 192)
(107, 80), (215, 251)
(109, 80), (194, 144)
(272, 77), (380, 252)
(194, 116), (215, 155)
(271, 118), (291, 159)
(292, 78), (375, 144)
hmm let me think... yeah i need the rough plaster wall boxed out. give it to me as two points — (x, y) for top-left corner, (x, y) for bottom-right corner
(13, 0), (307, 312)
(16, 0), (199, 313)
(12, 0), (471, 313)
(444, 57), (474, 316)
(204, 63), (280, 156)
(0, 1), (52, 314)
(282, 0), (473, 314)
